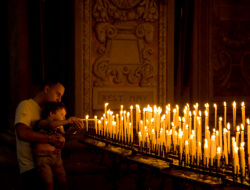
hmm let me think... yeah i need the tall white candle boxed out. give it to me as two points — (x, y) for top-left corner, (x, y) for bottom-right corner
(233, 101), (236, 133)
(241, 102), (245, 127)
(205, 110), (208, 130)
(236, 125), (240, 147)
(240, 142), (245, 177)
(189, 111), (192, 138)
(94, 116), (97, 133)
(223, 128), (228, 164)
(247, 119), (250, 164)
(227, 123), (231, 155)
(219, 117), (222, 148)
(241, 124), (244, 144)
(217, 147), (221, 167)
(224, 102), (227, 128)
(185, 140), (189, 164)
(214, 104), (217, 130)
(86, 115), (89, 131)
(98, 120), (101, 135)
(211, 135), (216, 166)
(205, 103), (209, 127)
(104, 103), (109, 119)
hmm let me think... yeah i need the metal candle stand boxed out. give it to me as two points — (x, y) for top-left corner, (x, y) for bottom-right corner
(86, 128), (250, 188)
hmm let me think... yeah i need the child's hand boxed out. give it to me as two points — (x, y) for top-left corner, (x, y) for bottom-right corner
(67, 117), (76, 124)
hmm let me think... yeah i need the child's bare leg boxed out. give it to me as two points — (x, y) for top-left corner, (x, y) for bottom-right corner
(43, 179), (54, 190)
(40, 172), (54, 190)
(56, 176), (68, 190)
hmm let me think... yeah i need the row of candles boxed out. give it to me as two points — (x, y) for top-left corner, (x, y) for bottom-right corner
(82, 102), (250, 177)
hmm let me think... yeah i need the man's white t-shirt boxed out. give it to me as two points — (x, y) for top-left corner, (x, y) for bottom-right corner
(14, 99), (42, 173)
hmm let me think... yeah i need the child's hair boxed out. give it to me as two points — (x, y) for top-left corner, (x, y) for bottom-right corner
(41, 102), (67, 119)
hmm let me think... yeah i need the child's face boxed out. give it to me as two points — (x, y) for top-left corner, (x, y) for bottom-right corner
(51, 108), (66, 121)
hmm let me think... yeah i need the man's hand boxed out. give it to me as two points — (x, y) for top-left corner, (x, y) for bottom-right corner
(67, 117), (77, 124)
(72, 118), (84, 131)
(50, 133), (65, 147)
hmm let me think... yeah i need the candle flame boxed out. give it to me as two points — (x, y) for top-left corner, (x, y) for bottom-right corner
(193, 111), (196, 116)
(212, 135), (215, 139)
(98, 120), (101, 123)
(219, 117), (222, 121)
(105, 103), (109, 106)
(205, 103), (209, 108)
(214, 103), (217, 108)
(217, 147), (221, 153)
(241, 124), (244, 130)
(205, 110), (208, 116)
(227, 123), (230, 130)
(130, 105), (133, 109)
(86, 115), (89, 119)
(233, 101), (236, 107)
(224, 128), (227, 133)
(152, 129), (155, 133)
(189, 111), (192, 117)
(139, 131), (141, 135)
(241, 142), (245, 147)
(241, 102), (245, 107)
(237, 125), (240, 131)
(182, 117), (185, 123)
(224, 102), (226, 107)
(247, 119), (250, 125)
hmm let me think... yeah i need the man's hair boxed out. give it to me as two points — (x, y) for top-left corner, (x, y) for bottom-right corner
(41, 102), (67, 119)
(40, 76), (65, 91)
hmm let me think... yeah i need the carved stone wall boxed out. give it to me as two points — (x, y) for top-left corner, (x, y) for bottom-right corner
(211, 0), (250, 101)
(75, 0), (175, 118)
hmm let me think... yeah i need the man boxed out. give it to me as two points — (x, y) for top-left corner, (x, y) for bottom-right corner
(15, 78), (84, 189)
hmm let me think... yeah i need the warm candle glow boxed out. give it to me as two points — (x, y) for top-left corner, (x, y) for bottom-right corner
(86, 115), (89, 119)
(233, 101), (236, 107)
(214, 104), (217, 108)
(224, 102), (226, 107)
(241, 124), (244, 131)
(241, 142), (245, 147)
(205, 110), (208, 116)
(217, 147), (221, 153)
(241, 102), (245, 107)
(227, 123), (230, 130)
(237, 126), (240, 132)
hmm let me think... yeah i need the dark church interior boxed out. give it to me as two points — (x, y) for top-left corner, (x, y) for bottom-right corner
(1, 0), (250, 189)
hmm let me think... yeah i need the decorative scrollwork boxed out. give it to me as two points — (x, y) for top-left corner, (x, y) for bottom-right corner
(213, 51), (232, 87)
(94, 22), (117, 44)
(240, 52), (250, 86)
(93, 0), (158, 23)
(93, 47), (111, 87)
(135, 47), (157, 87)
(135, 23), (154, 43)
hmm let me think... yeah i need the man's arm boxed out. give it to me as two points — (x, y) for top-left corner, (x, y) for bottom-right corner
(15, 123), (62, 144)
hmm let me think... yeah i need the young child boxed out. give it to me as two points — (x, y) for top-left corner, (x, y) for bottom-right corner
(33, 102), (77, 190)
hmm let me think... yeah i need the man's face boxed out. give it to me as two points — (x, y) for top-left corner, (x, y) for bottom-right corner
(44, 83), (65, 103)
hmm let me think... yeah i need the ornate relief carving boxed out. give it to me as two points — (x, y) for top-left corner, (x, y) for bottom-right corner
(240, 52), (250, 86)
(82, 0), (92, 115)
(213, 18), (250, 96)
(92, 0), (159, 88)
(135, 23), (154, 43)
(158, 0), (167, 108)
(94, 22), (117, 43)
